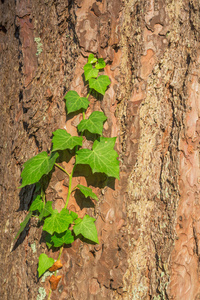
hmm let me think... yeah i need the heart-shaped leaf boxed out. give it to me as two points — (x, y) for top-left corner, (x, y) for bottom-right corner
(20, 152), (59, 188)
(77, 111), (107, 135)
(84, 63), (99, 81)
(88, 53), (97, 64)
(52, 129), (83, 152)
(95, 58), (106, 69)
(76, 137), (119, 179)
(38, 253), (54, 277)
(65, 90), (89, 114)
(73, 215), (99, 244)
(89, 75), (111, 95)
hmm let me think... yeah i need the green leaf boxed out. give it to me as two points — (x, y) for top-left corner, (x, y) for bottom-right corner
(37, 253), (54, 277)
(77, 111), (107, 135)
(45, 233), (54, 249)
(70, 211), (78, 220)
(77, 184), (98, 201)
(89, 75), (111, 95)
(39, 201), (54, 221)
(84, 63), (99, 81)
(95, 58), (106, 69)
(76, 137), (119, 179)
(73, 215), (99, 244)
(29, 195), (44, 213)
(88, 54), (97, 64)
(51, 230), (74, 247)
(52, 129), (83, 152)
(20, 152), (59, 188)
(43, 209), (73, 235)
(65, 91), (89, 114)
(14, 212), (32, 240)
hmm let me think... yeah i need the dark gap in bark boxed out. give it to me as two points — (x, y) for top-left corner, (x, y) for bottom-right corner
(0, 24), (7, 33)
(19, 90), (23, 102)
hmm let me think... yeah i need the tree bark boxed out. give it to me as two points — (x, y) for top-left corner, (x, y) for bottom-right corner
(0, 0), (199, 299)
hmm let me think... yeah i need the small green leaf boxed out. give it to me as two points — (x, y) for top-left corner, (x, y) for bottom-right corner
(73, 215), (99, 244)
(95, 58), (106, 69)
(51, 230), (74, 247)
(29, 195), (44, 213)
(52, 129), (83, 152)
(77, 184), (98, 201)
(43, 209), (73, 235)
(76, 137), (119, 179)
(45, 233), (54, 249)
(14, 212), (32, 240)
(84, 63), (99, 81)
(38, 253), (54, 277)
(39, 201), (54, 221)
(20, 152), (59, 188)
(77, 111), (107, 135)
(88, 54), (97, 64)
(89, 75), (111, 95)
(65, 91), (89, 114)
(70, 211), (78, 220)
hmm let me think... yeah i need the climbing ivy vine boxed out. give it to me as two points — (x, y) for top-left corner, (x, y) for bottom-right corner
(15, 54), (119, 298)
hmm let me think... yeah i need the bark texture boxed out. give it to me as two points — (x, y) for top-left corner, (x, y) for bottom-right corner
(0, 0), (200, 300)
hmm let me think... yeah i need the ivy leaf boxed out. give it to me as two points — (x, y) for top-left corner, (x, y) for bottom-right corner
(84, 63), (99, 81)
(20, 152), (59, 188)
(89, 75), (111, 95)
(37, 253), (54, 277)
(29, 195), (44, 213)
(14, 211), (32, 240)
(39, 201), (54, 221)
(52, 129), (83, 152)
(45, 233), (54, 249)
(95, 58), (106, 69)
(76, 137), (119, 179)
(70, 211), (78, 220)
(77, 184), (98, 201)
(73, 215), (99, 244)
(77, 111), (107, 135)
(51, 230), (74, 247)
(43, 209), (73, 235)
(88, 53), (97, 64)
(65, 91), (89, 114)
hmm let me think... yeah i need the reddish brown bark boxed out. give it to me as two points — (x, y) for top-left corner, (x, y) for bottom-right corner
(0, 0), (200, 299)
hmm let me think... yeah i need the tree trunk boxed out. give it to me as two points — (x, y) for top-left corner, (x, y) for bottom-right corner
(0, 0), (199, 299)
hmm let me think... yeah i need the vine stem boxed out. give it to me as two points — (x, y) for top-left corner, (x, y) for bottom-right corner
(48, 88), (89, 299)
(55, 163), (70, 177)
(64, 166), (74, 209)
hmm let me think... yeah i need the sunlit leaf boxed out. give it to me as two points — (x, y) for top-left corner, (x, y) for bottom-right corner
(84, 63), (99, 81)
(77, 111), (107, 135)
(43, 209), (73, 235)
(38, 253), (54, 277)
(77, 184), (98, 201)
(73, 215), (99, 243)
(65, 90), (89, 114)
(89, 75), (111, 95)
(88, 53), (97, 64)
(20, 152), (59, 188)
(95, 58), (106, 69)
(76, 137), (119, 179)
(52, 129), (83, 152)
